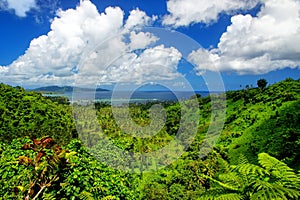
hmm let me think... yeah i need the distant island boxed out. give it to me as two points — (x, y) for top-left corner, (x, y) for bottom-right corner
(31, 86), (109, 93)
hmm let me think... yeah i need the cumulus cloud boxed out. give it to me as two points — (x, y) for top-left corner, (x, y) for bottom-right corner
(129, 31), (159, 50)
(72, 43), (182, 86)
(0, 0), (182, 87)
(4, 1), (124, 80)
(101, 45), (182, 83)
(0, 0), (37, 17)
(189, 0), (300, 74)
(163, 0), (259, 27)
(125, 8), (155, 30)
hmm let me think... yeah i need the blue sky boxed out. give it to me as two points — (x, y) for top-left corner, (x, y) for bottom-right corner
(0, 0), (299, 91)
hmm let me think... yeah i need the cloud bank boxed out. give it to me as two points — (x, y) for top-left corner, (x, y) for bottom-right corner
(0, 1), (182, 87)
(163, 0), (259, 27)
(188, 0), (300, 74)
(1, 0), (299, 87)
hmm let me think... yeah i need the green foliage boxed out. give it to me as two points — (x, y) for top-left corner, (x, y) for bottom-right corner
(134, 150), (227, 200)
(0, 136), (76, 199)
(0, 78), (299, 199)
(42, 193), (56, 200)
(0, 138), (33, 199)
(0, 138), (135, 199)
(200, 153), (300, 200)
(19, 136), (76, 200)
(44, 95), (70, 105)
(220, 78), (300, 167)
(0, 83), (77, 144)
(58, 139), (136, 200)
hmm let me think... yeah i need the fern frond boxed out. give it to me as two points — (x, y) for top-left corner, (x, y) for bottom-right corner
(258, 153), (299, 188)
(251, 190), (272, 200)
(253, 179), (300, 200)
(198, 181), (232, 200)
(78, 191), (95, 200)
(203, 175), (239, 191)
(274, 184), (300, 199)
(199, 154), (300, 200)
(215, 193), (243, 200)
(218, 172), (244, 188)
(238, 154), (249, 165)
(197, 195), (214, 200)
(258, 153), (290, 173)
(236, 163), (267, 178)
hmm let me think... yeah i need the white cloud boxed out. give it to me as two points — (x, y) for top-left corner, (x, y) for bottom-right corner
(0, 1), (182, 87)
(129, 31), (159, 50)
(0, 66), (8, 73)
(4, 1), (124, 80)
(101, 45), (182, 83)
(0, 0), (37, 17)
(163, 0), (259, 27)
(189, 0), (300, 74)
(125, 8), (155, 30)
(188, 48), (218, 75)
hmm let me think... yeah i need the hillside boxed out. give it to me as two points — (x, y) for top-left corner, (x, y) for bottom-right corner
(0, 83), (77, 144)
(0, 78), (299, 199)
(221, 78), (300, 168)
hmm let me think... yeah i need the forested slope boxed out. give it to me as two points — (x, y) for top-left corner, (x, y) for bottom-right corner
(0, 83), (77, 144)
(0, 78), (299, 199)
(221, 78), (300, 168)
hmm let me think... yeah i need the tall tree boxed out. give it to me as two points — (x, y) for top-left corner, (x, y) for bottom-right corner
(257, 78), (268, 90)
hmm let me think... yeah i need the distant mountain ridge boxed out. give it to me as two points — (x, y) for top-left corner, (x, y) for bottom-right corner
(31, 86), (109, 93)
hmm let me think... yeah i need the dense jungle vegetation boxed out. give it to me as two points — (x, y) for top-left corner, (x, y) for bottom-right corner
(0, 78), (299, 199)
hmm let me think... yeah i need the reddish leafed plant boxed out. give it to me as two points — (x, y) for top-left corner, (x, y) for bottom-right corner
(18, 136), (75, 200)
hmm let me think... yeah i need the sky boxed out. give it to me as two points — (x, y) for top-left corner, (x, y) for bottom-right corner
(0, 0), (299, 91)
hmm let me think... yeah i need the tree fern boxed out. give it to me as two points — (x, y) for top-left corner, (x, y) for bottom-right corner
(237, 163), (268, 177)
(199, 153), (300, 200)
(258, 153), (299, 182)
(259, 153), (289, 172)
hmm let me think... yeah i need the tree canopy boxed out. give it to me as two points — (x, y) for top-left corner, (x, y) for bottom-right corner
(257, 78), (268, 90)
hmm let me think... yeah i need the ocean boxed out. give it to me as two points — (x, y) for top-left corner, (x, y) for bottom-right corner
(45, 90), (211, 105)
